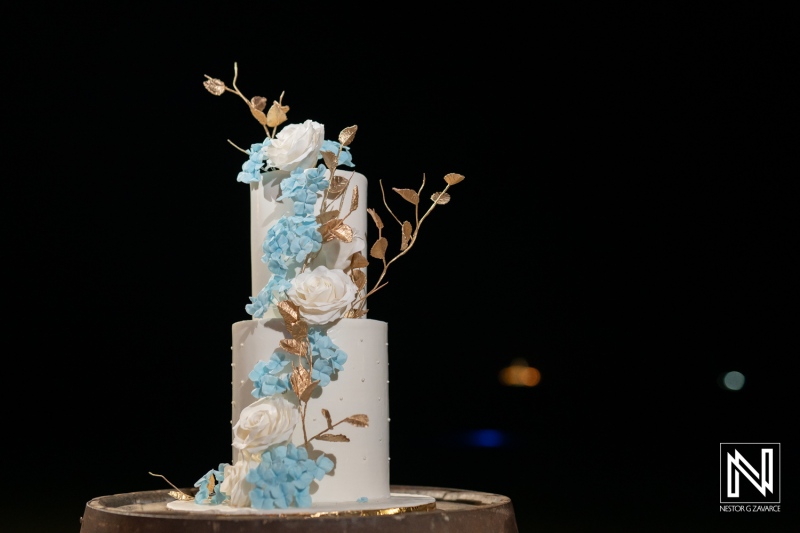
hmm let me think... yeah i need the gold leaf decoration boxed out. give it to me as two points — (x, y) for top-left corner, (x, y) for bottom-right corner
(370, 237), (388, 259)
(316, 433), (350, 442)
(444, 173), (465, 185)
(431, 192), (451, 205)
(351, 270), (366, 290)
(317, 210), (340, 225)
(286, 319), (308, 340)
(338, 125), (358, 147)
(277, 300), (300, 324)
(328, 175), (348, 198)
(331, 222), (354, 243)
(322, 408), (333, 429)
(367, 208), (384, 230)
(265, 99), (289, 128)
(169, 490), (194, 501)
(400, 221), (412, 251)
(203, 77), (226, 96)
(393, 188), (419, 205)
(350, 252), (370, 269)
(250, 106), (268, 126)
(281, 338), (309, 357)
(344, 414), (370, 427)
(290, 363), (318, 402)
(322, 151), (338, 170)
(345, 308), (368, 318)
(251, 96), (267, 111)
(319, 219), (343, 242)
(350, 185), (359, 213)
(149, 472), (194, 501)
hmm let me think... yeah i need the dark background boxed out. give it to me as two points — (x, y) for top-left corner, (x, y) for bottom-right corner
(5, 4), (798, 532)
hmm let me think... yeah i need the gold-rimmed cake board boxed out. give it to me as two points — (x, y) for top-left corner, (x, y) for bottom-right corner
(79, 485), (519, 532)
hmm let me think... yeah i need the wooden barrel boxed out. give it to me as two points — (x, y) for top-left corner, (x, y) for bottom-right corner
(79, 485), (519, 533)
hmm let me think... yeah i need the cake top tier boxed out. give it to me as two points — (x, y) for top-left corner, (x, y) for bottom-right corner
(203, 62), (466, 326)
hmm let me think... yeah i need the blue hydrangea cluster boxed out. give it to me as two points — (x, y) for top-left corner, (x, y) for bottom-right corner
(248, 328), (347, 399)
(236, 140), (271, 184)
(244, 165), (328, 318)
(246, 443), (334, 509)
(194, 464), (227, 505)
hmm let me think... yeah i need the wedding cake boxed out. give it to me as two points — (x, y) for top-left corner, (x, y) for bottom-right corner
(164, 63), (464, 514)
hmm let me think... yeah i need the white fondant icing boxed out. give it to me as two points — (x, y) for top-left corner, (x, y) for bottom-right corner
(231, 318), (390, 502)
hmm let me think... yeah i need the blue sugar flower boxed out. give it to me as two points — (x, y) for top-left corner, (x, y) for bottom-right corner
(245, 291), (270, 318)
(319, 140), (354, 167)
(194, 463), (228, 505)
(305, 164), (330, 191)
(249, 355), (291, 398)
(311, 357), (333, 387)
(291, 189), (318, 216)
(245, 444), (333, 509)
(309, 330), (348, 371)
(236, 140), (270, 183)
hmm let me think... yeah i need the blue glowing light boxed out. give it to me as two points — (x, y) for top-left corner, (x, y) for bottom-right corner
(465, 429), (507, 448)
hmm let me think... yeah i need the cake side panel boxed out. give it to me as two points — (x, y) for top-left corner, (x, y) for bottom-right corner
(231, 318), (390, 502)
(301, 318), (390, 502)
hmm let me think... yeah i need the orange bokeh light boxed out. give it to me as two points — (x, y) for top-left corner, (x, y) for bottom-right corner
(499, 360), (541, 387)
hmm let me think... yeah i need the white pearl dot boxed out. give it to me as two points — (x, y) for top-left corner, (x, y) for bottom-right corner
(361, 378), (365, 382)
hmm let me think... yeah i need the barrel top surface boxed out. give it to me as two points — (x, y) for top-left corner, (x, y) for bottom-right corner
(80, 485), (519, 533)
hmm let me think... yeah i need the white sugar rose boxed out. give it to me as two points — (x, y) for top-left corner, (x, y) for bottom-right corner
(220, 457), (258, 508)
(266, 119), (324, 172)
(287, 265), (358, 325)
(232, 396), (299, 454)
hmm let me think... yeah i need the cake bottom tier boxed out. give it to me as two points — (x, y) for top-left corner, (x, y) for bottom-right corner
(231, 318), (390, 503)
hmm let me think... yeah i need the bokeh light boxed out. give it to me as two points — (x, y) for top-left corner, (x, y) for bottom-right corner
(721, 370), (746, 391)
(499, 357), (541, 387)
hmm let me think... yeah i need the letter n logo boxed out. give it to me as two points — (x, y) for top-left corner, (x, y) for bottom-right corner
(720, 443), (780, 504)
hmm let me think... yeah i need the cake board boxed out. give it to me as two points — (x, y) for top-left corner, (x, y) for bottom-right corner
(79, 485), (519, 532)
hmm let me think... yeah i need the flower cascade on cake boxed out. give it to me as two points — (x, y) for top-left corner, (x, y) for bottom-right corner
(173, 63), (465, 511)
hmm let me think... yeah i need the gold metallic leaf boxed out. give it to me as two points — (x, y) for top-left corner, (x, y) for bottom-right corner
(287, 319), (308, 340)
(328, 175), (348, 198)
(278, 300), (300, 324)
(281, 338), (309, 357)
(338, 125), (358, 147)
(319, 219), (342, 242)
(332, 222), (354, 243)
(316, 433), (350, 442)
(203, 77), (226, 96)
(168, 490), (194, 501)
(322, 408), (333, 429)
(370, 237), (388, 259)
(350, 252), (370, 269)
(344, 308), (368, 318)
(322, 151), (338, 170)
(431, 192), (451, 205)
(317, 210), (340, 225)
(351, 270), (366, 290)
(367, 208), (384, 230)
(251, 96), (267, 111)
(266, 100), (289, 128)
(393, 188), (419, 205)
(350, 185), (359, 212)
(444, 173), (465, 185)
(250, 106), (268, 126)
(290, 363), (318, 402)
(344, 414), (369, 427)
(400, 221), (412, 251)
